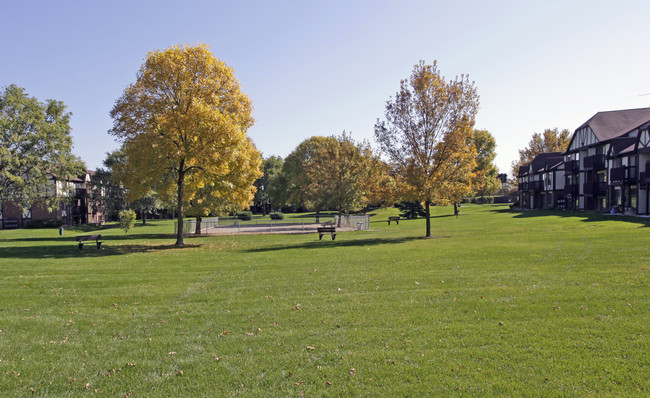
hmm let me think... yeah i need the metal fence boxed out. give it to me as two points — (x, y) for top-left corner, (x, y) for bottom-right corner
(174, 214), (370, 236)
(174, 217), (219, 235)
(335, 214), (370, 230)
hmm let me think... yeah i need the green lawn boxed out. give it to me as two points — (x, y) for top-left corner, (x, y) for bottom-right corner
(0, 204), (648, 396)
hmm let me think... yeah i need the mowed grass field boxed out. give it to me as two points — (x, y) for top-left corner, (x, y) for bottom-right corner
(0, 204), (648, 397)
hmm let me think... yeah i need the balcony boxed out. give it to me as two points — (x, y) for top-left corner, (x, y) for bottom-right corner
(640, 171), (650, 184)
(583, 182), (607, 196)
(583, 155), (606, 170)
(611, 166), (637, 183)
(564, 160), (579, 173)
(564, 184), (579, 196)
(530, 181), (544, 192)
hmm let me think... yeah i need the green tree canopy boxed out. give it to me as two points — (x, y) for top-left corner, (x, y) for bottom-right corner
(0, 84), (85, 211)
(280, 136), (338, 209)
(253, 155), (284, 214)
(89, 149), (127, 222)
(302, 133), (378, 220)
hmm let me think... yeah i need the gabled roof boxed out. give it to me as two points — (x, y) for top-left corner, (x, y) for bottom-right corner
(576, 107), (650, 141)
(518, 164), (529, 177)
(610, 137), (637, 156)
(529, 152), (563, 174)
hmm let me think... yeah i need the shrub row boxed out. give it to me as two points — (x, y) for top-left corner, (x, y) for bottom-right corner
(25, 219), (63, 229)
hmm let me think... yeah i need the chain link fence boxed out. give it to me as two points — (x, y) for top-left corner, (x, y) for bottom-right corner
(174, 215), (370, 236)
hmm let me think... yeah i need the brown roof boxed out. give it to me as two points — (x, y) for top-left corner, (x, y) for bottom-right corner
(529, 152), (563, 173)
(576, 107), (650, 141)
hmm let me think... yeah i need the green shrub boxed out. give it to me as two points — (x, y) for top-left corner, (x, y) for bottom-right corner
(269, 212), (284, 220)
(394, 201), (426, 219)
(24, 219), (63, 229)
(236, 211), (253, 221)
(119, 209), (137, 233)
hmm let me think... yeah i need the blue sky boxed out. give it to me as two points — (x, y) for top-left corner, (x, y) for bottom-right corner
(3, 0), (650, 176)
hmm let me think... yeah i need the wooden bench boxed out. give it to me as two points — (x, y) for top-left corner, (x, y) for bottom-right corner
(317, 226), (337, 240)
(387, 216), (400, 225)
(76, 234), (103, 250)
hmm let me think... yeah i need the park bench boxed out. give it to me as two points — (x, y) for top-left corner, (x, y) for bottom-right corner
(76, 234), (103, 250)
(317, 226), (337, 240)
(387, 216), (400, 225)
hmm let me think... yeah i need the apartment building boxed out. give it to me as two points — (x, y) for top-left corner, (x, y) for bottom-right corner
(0, 170), (103, 229)
(518, 107), (650, 215)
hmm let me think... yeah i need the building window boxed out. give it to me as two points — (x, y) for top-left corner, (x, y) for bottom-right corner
(628, 156), (637, 167)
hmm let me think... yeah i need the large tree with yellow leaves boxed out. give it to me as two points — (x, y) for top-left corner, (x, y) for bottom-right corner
(109, 44), (261, 245)
(375, 61), (479, 237)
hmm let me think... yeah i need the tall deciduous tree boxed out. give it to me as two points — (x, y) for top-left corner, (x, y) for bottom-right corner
(109, 44), (261, 245)
(472, 129), (500, 198)
(511, 128), (571, 178)
(280, 136), (338, 209)
(374, 60), (479, 237)
(0, 84), (85, 211)
(302, 133), (379, 224)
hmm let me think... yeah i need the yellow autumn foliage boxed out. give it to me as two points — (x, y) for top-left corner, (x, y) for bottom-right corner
(375, 60), (479, 237)
(109, 44), (261, 245)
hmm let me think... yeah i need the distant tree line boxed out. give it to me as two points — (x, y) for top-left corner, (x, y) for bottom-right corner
(3, 47), (508, 240)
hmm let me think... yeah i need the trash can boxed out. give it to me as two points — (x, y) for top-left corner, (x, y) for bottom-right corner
(357, 222), (363, 231)
(59, 227), (64, 235)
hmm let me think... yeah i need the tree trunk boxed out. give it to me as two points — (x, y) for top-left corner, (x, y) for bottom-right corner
(425, 201), (431, 237)
(454, 203), (459, 216)
(142, 211), (147, 225)
(337, 210), (343, 228)
(195, 215), (202, 235)
(175, 166), (185, 246)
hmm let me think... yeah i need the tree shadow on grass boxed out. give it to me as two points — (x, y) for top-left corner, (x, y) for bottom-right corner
(245, 235), (446, 253)
(0, 241), (200, 260)
(492, 208), (650, 228)
(0, 233), (175, 244)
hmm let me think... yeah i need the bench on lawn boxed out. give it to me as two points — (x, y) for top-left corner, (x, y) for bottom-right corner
(76, 234), (103, 250)
(317, 226), (337, 240)
(387, 216), (400, 225)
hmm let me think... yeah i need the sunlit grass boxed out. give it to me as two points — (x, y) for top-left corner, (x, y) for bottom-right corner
(0, 205), (648, 396)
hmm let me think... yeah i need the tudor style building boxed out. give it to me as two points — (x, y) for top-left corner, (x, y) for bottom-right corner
(518, 107), (650, 215)
(0, 170), (103, 229)
(517, 152), (564, 209)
